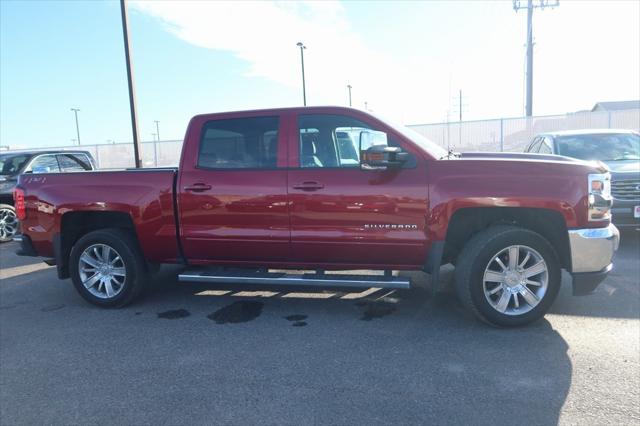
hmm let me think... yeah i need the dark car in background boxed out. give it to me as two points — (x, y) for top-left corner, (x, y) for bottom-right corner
(0, 150), (96, 241)
(525, 129), (640, 229)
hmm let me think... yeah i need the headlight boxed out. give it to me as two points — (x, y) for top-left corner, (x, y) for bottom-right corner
(588, 173), (612, 221)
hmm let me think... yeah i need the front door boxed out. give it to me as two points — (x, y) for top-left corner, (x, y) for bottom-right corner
(287, 112), (429, 269)
(178, 114), (289, 264)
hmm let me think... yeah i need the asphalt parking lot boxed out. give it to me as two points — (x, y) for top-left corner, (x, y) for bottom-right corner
(1, 232), (639, 425)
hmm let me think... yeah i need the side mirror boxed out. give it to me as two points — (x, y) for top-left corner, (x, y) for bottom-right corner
(359, 130), (408, 169)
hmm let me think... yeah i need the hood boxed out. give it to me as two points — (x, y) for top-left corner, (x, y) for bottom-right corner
(454, 151), (609, 174)
(601, 159), (640, 174)
(460, 151), (578, 161)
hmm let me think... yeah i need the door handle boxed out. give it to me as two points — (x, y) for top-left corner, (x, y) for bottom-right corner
(293, 181), (324, 191)
(184, 183), (212, 192)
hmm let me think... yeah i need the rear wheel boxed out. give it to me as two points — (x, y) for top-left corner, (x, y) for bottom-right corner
(69, 228), (148, 307)
(0, 204), (19, 243)
(454, 225), (561, 327)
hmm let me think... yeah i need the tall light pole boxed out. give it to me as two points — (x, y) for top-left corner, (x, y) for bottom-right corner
(513, 0), (559, 116)
(154, 120), (160, 141)
(347, 84), (352, 107)
(70, 108), (81, 145)
(296, 42), (307, 106)
(120, 0), (142, 168)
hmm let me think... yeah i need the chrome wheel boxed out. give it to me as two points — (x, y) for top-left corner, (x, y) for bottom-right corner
(78, 244), (126, 299)
(482, 245), (548, 316)
(0, 207), (19, 241)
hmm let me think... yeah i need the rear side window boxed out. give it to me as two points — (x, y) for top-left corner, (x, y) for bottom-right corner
(57, 154), (93, 172)
(198, 116), (279, 169)
(29, 155), (60, 173)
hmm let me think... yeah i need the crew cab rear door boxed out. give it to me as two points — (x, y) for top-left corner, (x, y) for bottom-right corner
(177, 112), (290, 263)
(286, 110), (429, 268)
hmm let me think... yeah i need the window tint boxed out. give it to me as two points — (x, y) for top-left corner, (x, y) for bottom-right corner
(198, 116), (279, 169)
(298, 114), (372, 168)
(29, 155), (60, 173)
(58, 154), (92, 172)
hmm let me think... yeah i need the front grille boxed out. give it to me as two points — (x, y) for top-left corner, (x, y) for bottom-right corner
(611, 179), (640, 200)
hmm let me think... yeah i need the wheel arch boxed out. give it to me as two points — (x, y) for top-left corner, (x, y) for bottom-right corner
(56, 211), (138, 279)
(442, 207), (571, 271)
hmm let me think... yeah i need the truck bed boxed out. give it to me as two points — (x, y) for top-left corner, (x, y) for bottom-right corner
(17, 168), (180, 263)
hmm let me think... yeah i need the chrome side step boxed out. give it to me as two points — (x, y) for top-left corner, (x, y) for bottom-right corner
(178, 269), (410, 289)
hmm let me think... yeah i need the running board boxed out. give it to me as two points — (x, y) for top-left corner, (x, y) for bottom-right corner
(178, 269), (411, 289)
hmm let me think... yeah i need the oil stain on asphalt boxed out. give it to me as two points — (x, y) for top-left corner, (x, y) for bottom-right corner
(357, 301), (396, 321)
(208, 301), (263, 324)
(157, 309), (191, 319)
(41, 304), (65, 312)
(285, 314), (308, 327)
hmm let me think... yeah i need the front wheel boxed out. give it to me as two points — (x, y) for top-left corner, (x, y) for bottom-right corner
(454, 225), (561, 327)
(69, 228), (148, 307)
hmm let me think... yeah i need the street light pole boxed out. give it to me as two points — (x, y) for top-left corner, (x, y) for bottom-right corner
(154, 120), (160, 141)
(347, 84), (352, 107)
(70, 108), (81, 145)
(296, 42), (307, 106)
(120, 0), (142, 168)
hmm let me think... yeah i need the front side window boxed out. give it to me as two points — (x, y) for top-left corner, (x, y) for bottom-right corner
(28, 155), (60, 173)
(298, 114), (372, 168)
(198, 116), (279, 169)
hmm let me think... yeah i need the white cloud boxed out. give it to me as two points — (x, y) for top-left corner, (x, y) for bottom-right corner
(130, 0), (440, 123)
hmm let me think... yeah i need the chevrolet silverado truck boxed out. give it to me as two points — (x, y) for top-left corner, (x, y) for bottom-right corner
(14, 107), (620, 326)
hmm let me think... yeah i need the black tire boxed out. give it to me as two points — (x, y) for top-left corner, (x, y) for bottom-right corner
(454, 225), (561, 327)
(69, 228), (148, 307)
(0, 204), (19, 243)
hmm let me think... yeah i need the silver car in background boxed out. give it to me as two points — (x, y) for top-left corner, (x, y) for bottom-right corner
(525, 129), (640, 229)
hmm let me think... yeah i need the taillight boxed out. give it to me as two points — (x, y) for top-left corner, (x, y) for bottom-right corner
(13, 188), (25, 220)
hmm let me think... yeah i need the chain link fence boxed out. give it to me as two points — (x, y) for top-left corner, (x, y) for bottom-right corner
(4, 109), (639, 168)
(409, 109), (640, 153)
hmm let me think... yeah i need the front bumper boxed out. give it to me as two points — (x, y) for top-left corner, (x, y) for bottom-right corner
(568, 224), (620, 295)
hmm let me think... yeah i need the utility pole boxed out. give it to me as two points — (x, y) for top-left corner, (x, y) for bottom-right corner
(154, 120), (160, 141)
(120, 0), (142, 168)
(513, 0), (559, 116)
(364, 101), (368, 111)
(347, 84), (352, 107)
(70, 108), (81, 145)
(296, 42), (307, 106)
(152, 133), (157, 141)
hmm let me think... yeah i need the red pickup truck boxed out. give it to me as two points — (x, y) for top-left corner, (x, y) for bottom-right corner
(14, 107), (619, 326)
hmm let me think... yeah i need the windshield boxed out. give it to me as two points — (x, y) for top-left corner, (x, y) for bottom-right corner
(369, 112), (448, 159)
(0, 154), (31, 175)
(555, 133), (640, 161)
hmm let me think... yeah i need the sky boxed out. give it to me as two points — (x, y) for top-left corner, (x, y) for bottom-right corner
(1, 0), (639, 148)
